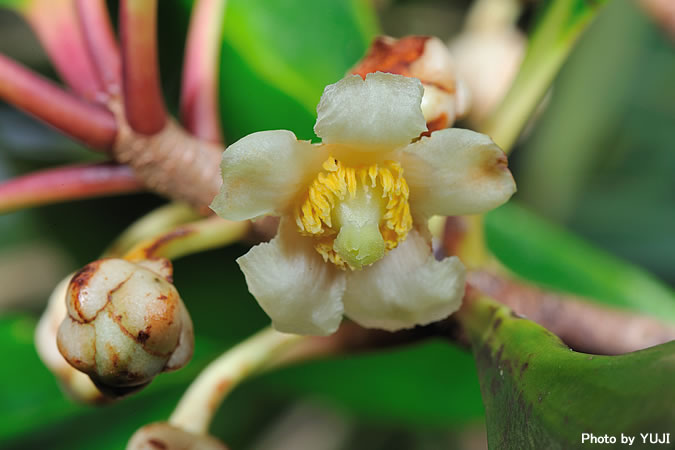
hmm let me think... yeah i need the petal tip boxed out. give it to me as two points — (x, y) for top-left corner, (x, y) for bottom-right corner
(314, 73), (427, 150)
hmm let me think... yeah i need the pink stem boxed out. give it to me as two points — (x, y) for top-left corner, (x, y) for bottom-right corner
(22, 0), (104, 101)
(0, 54), (117, 150)
(0, 163), (144, 214)
(120, 0), (167, 135)
(180, 0), (226, 143)
(75, 0), (121, 95)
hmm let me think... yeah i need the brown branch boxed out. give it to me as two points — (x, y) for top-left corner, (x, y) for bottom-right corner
(111, 104), (223, 209)
(76, 0), (121, 95)
(466, 270), (675, 355)
(119, 0), (167, 134)
(0, 54), (117, 150)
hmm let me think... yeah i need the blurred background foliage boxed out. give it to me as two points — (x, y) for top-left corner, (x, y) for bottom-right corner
(0, 0), (673, 449)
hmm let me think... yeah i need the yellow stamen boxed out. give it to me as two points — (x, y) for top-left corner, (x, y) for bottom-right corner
(295, 157), (413, 270)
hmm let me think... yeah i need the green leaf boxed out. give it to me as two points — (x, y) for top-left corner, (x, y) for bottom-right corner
(485, 202), (675, 322)
(259, 340), (485, 427)
(0, 0), (29, 10)
(461, 295), (675, 449)
(218, 0), (379, 142)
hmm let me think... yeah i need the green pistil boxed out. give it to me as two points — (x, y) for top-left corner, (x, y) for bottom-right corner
(333, 187), (385, 270)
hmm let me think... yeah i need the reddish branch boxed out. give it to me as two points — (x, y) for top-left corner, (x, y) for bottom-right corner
(0, 54), (117, 150)
(1, 0), (224, 210)
(180, 0), (226, 143)
(75, 0), (121, 94)
(0, 163), (143, 214)
(119, 0), (167, 135)
(23, 0), (103, 101)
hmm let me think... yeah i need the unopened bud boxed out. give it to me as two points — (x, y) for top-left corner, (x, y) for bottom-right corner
(127, 422), (228, 450)
(57, 258), (193, 396)
(449, 27), (525, 124)
(351, 35), (469, 132)
(36, 274), (107, 404)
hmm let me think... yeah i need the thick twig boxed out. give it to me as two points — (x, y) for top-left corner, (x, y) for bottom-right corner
(0, 162), (143, 214)
(22, 0), (103, 101)
(119, 0), (167, 134)
(0, 54), (117, 149)
(181, 0), (227, 143)
(467, 270), (675, 355)
(75, 0), (121, 95)
(111, 99), (223, 209)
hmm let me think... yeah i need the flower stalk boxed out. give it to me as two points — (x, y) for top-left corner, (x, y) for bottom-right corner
(119, 0), (167, 134)
(0, 54), (117, 149)
(169, 327), (305, 434)
(181, 0), (227, 143)
(479, 0), (610, 153)
(122, 215), (249, 261)
(0, 163), (142, 214)
(22, 0), (103, 101)
(75, 0), (121, 94)
(104, 203), (203, 258)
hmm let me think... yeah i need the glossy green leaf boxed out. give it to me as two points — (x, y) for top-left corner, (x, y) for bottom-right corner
(260, 340), (485, 427)
(461, 295), (675, 449)
(218, 0), (379, 142)
(485, 202), (675, 322)
(0, 0), (28, 10)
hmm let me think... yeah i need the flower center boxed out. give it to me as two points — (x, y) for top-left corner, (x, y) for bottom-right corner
(295, 156), (413, 270)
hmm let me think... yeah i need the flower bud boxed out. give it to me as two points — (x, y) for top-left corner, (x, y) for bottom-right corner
(127, 422), (228, 450)
(449, 27), (525, 124)
(350, 35), (469, 132)
(57, 258), (193, 395)
(36, 274), (108, 404)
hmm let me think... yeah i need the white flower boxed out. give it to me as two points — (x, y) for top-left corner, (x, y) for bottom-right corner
(211, 72), (515, 335)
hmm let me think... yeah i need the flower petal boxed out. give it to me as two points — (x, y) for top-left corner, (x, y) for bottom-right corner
(343, 229), (465, 331)
(314, 73), (427, 151)
(237, 220), (346, 335)
(210, 130), (325, 221)
(401, 128), (516, 217)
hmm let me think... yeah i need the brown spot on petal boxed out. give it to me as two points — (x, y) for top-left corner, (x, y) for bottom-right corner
(472, 150), (510, 183)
